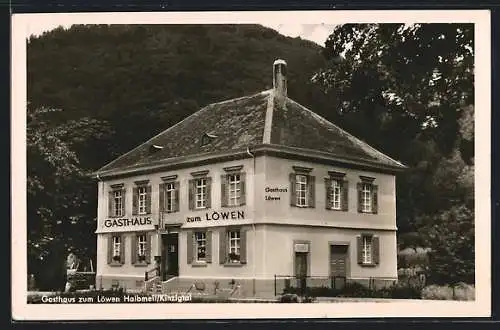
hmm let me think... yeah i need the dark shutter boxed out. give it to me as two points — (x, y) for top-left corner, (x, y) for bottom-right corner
(357, 236), (363, 264)
(146, 186), (152, 214)
(206, 177), (212, 208)
(372, 185), (378, 214)
(119, 235), (125, 264)
(186, 231), (193, 264)
(188, 180), (195, 210)
(240, 172), (246, 206)
(342, 180), (349, 211)
(324, 178), (332, 209)
(121, 189), (126, 216)
(290, 173), (297, 206)
(107, 234), (113, 264)
(131, 234), (137, 264)
(219, 230), (227, 264)
(108, 191), (114, 217)
(221, 175), (228, 207)
(159, 183), (165, 212)
(145, 233), (151, 264)
(240, 230), (247, 264)
(357, 183), (363, 213)
(308, 175), (315, 208)
(373, 236), (380, 265)
(174, 181), (180, 212)
(206, 231), (212, 263)
(132, 187), (138, 215)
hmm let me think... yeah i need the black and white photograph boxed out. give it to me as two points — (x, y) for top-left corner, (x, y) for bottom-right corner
(11, 10), (491, 319)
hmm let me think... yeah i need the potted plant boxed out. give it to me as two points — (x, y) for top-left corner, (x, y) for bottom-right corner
(228, 253), (240, 263)
(138, 254), (146, 262)
(112, 255), (121, 262)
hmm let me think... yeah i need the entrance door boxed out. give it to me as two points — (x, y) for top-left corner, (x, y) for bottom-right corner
(161, 233), (179, 280)
(330, 245), (348, 289)
(294, 252), (308, 292)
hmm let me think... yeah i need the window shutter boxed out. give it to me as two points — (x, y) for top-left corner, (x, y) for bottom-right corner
(188, 180), (195, 210)
(131, 234), (137, 264)
(219, 230), (227, 264)
(221, 175), (228, 207)
(240, 230), (247, 264)
(373, 236), (380, 265)
(324, 178), (332, 209)
(356, 236), (363, 264)
(206, 231), (212, 263)
(121, 189), (126, 216)
(290, 173), (297, 206)
(146, 233), (151, 264)
(240, 172), (246, 206)
(174, 181), (180, 212)
(342, 180), (349, 211)
(119, 235), (125, 264)
(108, 191), (114, 217)
(159, 183), (165, 212)
(372, 185), (378, 214)
(308, 175), (315, 208)
(132, 187), (138, 215)
(206, 177), (212, 208)
(186, 231), (193, 264)
(357, 183), (363, 213)
(107, 234), (113, 264)
(146, 186), (152, 214)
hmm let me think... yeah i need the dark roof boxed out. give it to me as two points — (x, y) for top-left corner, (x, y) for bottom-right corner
(96, 90), (405, 175)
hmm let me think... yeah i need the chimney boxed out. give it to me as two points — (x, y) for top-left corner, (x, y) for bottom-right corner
(273, 59), (287, 106)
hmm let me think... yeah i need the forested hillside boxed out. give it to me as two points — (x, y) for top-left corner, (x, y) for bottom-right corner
(27, 23), (474, 289)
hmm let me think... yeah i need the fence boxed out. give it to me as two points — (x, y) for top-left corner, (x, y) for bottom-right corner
(274, 275), (349, 296)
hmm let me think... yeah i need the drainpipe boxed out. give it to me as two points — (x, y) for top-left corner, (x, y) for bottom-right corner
(95, 173), (103, 289)
(246, 146), (257, 296)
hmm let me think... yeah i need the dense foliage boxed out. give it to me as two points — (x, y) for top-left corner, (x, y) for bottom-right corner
(314, 23), (474, 284)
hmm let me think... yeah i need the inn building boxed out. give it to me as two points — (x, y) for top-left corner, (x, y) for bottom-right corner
(93, 59), (406, 296)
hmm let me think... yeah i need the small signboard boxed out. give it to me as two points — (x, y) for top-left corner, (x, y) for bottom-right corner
(294, 243), (309, 253)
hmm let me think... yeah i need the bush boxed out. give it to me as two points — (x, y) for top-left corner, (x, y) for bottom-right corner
(421, 283), (475, 301)
(337, 282), (373, 298)
(279, 293), (299, 303)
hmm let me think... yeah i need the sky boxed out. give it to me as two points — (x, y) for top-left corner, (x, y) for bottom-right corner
(25, 20), (336, 47)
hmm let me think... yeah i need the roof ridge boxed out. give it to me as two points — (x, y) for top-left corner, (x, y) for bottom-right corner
(97, 90), (272, 173)
(286, 98), (406, 168)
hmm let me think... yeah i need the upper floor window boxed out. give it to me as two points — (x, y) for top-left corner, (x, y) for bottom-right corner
(108, 184), (125, 218)
(221, 166), (246, 207)
(357, 176), (378, 214)
(290, 166), (315, 208)
(160, 176), (180, 213)
(189, 171), (211, 210)
(331, 179), (342, 210)
(133, 181), (151, 215)
(325, 171), (348, 211)
(137, 234), (147, 258)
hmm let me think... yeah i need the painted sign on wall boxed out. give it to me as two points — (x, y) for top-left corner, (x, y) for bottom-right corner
(186, 210), (245, 223)
(104, 217), (153, 228)
(265, 187), (288, 201)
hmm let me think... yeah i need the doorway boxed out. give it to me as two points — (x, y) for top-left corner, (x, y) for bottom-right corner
(161, 233), (179, 280)
(330, 244), (348, 289)
(294, 252), (308, 292)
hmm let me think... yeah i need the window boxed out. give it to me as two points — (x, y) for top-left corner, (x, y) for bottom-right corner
(138, 186), (147, 215)
(195, 232), (207, 262)
(228, 174), (241, 206)
(290, 168), (315, 208)
(361, 183), (372, 213)
(137, 234), (147, 259)
(133, 182), (151, 215)
(228, 231), (241, 263)
(296, 175), (308, 207)
(113, 236), (121, 258)
(362, 236), (372, 264)
(331, 179), (342, 210)
(196, 178), (207, 209)
(166, 182), (176, 212)
(189, 174), (211, 210)
(113, 190), (123, 217)
(357, 178), (378, 214)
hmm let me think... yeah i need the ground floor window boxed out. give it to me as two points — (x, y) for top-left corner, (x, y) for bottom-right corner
(195, 232), (207, 262)
(107, 234), (124, 265)
(228, 231), (241, 263)
(357, 234), (380, 266)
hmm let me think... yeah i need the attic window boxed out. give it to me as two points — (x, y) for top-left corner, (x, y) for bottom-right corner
(149, 144), (163, 154)
(201, 132), (217, 147)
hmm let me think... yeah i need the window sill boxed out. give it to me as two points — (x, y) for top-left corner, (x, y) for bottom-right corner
(108, 215), (125, 218)
(292, 205), (312, 208)
(223, 262), (246, 267)
(328, 208), (346, 212)
(222, 204), (245, 208)
(359, 263), (377, 267)
(191, 262), (208, 267)
(109, 262), (123, 267)
(133, 262), (149, 267)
